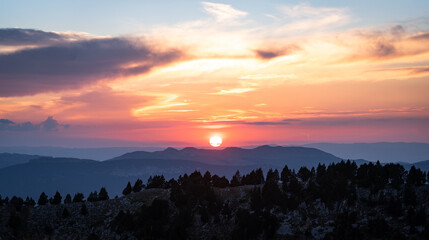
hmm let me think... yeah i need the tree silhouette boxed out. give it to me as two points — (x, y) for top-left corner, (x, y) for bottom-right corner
(64, 194), (72, 204)
(98, 187), (109, 201)
(298, 166), (311, 182)
(10, 196), (24, 211)
(123, 182), (132, 195)
(51, 191), (62, 205)
(407, 166), (426, 186)
(38, 192), (48, 206)
(133, 179), (144, 193)
(87, 191), (98, 202)
(73, 193), (85, 203)
(146, 175), (166, 189)
(231, 170), (242, 187)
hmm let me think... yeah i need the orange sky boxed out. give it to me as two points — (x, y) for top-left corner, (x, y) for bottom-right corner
(0, 2), (429, 147)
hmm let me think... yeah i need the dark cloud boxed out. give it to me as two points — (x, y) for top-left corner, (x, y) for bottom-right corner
(255, 50), (281, 59)
(0, 116), (67, 131)
(373, 42), (396, 57)
(0, 28), (67, 46)
(298, 117), (429, 127)
(242, 121), (291, 125)
(0, 119), (14, 125)
(0, 34), (184, 97)
(410, 32), (429, 41)
(209, 116), (429, 128)
(390, 25), (405, 37)
(209, 119), (300, 126)
(254, 45), (299, 60)
(41, 116), (60, 131)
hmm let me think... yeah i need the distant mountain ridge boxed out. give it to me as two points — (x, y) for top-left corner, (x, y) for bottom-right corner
(305, 142), (429, 163)
(111, 145), (342, 168)
(0, 146), (163, 160)
(0, 153), (42, 168)
(0, 146), (344, 198)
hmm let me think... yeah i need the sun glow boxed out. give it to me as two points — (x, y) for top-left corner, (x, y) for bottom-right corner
(209, 136), (222, 147)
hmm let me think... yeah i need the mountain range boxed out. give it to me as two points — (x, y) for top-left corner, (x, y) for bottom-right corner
(0, 145), (344, 198)
(1, 144), (428, 199)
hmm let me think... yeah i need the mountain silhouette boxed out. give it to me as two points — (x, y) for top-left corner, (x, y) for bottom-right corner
(0, 146), (345, 198)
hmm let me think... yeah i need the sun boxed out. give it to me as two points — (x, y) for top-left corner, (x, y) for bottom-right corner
(209, 136), (222, 147)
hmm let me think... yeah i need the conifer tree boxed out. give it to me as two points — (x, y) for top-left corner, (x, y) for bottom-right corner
(133, 179), (144, 193)
(73, 193), (85, 203)
(51, 191), (62, 205)
(98, 187), (109, 201)
(64, 194), (72, 204)
(122, 182), (132, 195)
(38, 192), (48, 206)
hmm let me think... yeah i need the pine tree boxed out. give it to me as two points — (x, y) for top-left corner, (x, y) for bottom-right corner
(51, 191), (62, 205)
(298, 167), (311, 182)
(38, 192), (48, 206)
(73, 193), (85, 203)
(87, 191), (98, 202)
(203, 171), (212, 185)
(231, 170), (242, 187)
(64, 194), (72, 204)
(133, 179), (144, 193)
(98, 187), (109, 201)
(281, 165), (292, 183)
(147, 175), (166, 188)
(122, 182), (132, 195)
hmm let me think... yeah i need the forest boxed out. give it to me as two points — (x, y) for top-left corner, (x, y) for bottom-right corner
(1, 160), (429, 239)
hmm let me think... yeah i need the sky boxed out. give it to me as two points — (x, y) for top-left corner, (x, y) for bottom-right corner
(0, 0), (429, 148)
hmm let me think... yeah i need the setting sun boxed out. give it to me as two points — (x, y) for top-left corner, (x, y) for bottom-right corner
(209, 136), (222, 147)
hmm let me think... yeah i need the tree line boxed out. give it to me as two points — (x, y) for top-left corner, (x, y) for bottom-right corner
(2, 160), (429, 239)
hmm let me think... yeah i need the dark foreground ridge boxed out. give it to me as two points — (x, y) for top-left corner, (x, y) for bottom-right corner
(1, 161), (429, 239)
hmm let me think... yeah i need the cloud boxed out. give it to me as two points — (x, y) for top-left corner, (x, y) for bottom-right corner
(0, 116), (66, 131)
(215, 88), (255, 94)
(276, 3), (349, 32)
(281, 3), (345, 18)
(41, 116), (60, 131)
(202, 2), (247, 22)
(239, 74), (295, 80)
(254, 44), (299, 59)
(299, 117), (429, 127)
(59, 87), (152, 118)
(205, 119), (299, 126)
(343, 26), (429, 62)
(0, 35), (184, 97)
(410, 32), (429, 41)
(0, 28), (70, 46)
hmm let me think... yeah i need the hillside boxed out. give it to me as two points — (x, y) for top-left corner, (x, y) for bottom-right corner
(1, 161), (429, 239)
(0, 153), (41, 169)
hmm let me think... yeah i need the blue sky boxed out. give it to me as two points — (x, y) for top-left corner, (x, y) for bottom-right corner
(1, 0), (428, 36)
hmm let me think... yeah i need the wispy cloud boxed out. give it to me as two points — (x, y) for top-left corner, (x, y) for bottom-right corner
(215, 88), (255, 94)
(239, 74), (295, 80)
(202, 2), (247, 22)
(275, 3), (349, 33)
